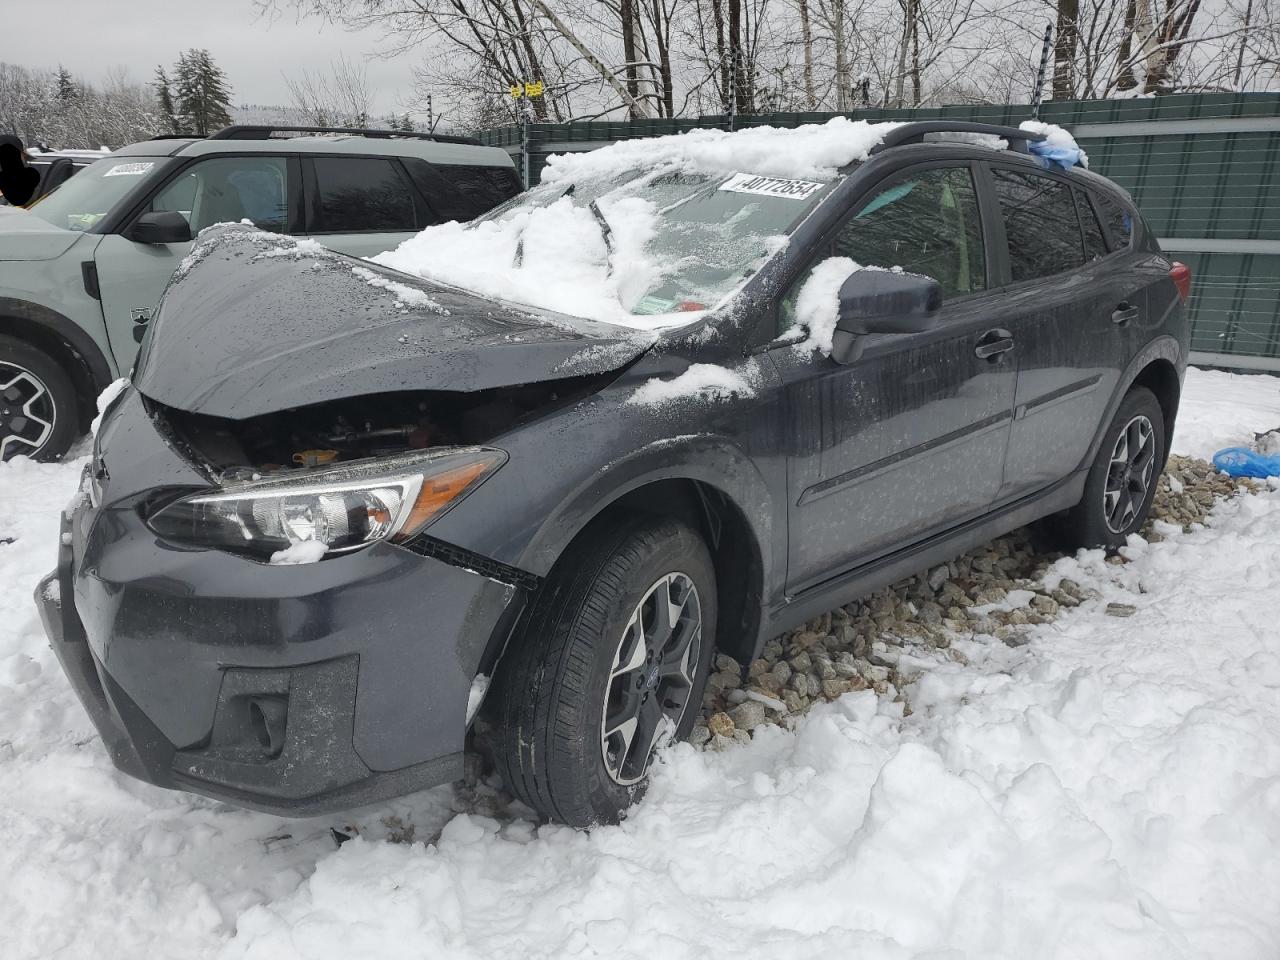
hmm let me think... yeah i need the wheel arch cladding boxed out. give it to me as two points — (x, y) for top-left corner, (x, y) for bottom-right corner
(0, 301), (113, 427)
(530, 473), (768, 668)
(1130, 357), (1180, 451)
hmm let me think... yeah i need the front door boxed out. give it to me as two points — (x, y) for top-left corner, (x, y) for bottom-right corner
(94, 154), (294, 370)
(775, 163), (1018, 595)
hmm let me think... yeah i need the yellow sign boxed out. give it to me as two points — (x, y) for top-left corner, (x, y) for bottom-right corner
(509, 81), (544, 98)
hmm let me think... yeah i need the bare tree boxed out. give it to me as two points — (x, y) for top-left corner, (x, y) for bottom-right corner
(284, 55), (374, 126)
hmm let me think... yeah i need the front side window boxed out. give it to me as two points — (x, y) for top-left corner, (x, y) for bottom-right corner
(835, 165), (987, 300)
(149, 156), (289, 234)
(992, 168), (1084, 282)
(311, 157), (416, 233)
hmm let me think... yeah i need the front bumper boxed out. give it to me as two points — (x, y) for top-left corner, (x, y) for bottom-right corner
(37, 442), (521, 816)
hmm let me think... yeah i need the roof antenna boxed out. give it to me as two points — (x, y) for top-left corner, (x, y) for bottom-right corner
(1029, 22), (1054, 122)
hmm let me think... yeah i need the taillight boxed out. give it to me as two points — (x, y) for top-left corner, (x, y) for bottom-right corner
(1170, 261), (1191, 303)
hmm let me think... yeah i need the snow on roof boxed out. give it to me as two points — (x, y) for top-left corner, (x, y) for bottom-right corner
(542, 116), (896, 183)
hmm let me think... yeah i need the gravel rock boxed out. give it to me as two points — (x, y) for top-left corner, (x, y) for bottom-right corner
(1106, 602), (1137, 618)
(688, 724), (711, 747)
(707, 712), (734, 738)
(729, 700), (768, 732)
(788, 651), (813, 674)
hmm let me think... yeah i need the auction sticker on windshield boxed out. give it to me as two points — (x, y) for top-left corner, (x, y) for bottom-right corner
(103, 162), (155, 177)
(719, 172), (824, 200)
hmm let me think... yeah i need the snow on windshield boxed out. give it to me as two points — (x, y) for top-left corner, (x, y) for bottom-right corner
(372, 118), (896, 331)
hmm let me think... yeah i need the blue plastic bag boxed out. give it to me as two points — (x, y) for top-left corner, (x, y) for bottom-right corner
(1212, 447), (1280, 478)
(1028, 139), (1085, 171)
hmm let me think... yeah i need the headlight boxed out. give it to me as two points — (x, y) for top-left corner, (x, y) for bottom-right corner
(146, 448), (505, 561)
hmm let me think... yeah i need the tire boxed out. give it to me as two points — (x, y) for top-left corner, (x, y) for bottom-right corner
(487, 516), (717, 827)
(0, 334), (79, 462)
(1055, 386), (1166, 550)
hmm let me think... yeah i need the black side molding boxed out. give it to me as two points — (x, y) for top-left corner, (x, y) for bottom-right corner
(81, 261), (100, 301)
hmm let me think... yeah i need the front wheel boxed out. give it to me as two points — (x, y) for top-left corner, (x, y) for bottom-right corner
(0, 334), (79, 462)
(1055, 386), (1166, 550)
(487, 517), (716, 827)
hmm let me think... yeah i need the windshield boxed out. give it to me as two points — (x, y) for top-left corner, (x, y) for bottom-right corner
(26, 156), (170, 231)
(375, 162), (836, 329)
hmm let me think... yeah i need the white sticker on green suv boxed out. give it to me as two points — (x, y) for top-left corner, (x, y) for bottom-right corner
(103, 162), (155, 177)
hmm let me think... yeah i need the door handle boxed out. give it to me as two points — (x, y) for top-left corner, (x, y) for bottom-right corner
(974, 329), (1015, 361)
(1112, 301), (1140, 326)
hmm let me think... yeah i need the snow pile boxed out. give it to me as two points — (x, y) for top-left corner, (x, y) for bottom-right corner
(629, 363), (756, 405)
(3, 368), (1280, 958)
(89, 377), (130, 438)
(788, 256), (862, 355)
(375, 193), (667, 329)
(268, 539), (328, 565)
(349, 266), (447, 313)
(542, 116), (892, 183)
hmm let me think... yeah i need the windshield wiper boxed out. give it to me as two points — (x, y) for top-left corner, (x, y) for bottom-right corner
(589, 199), (614, 273)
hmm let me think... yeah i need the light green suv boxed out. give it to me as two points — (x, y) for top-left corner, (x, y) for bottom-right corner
(0, 125), (520, 460)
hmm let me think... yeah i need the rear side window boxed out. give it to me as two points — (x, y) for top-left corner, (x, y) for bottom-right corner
(310, 157), (417, 233)
(1074, 189), (1109, 261)
(992, 168), (1084, 282)
(402, 159), (522, 222)
(1094, 191), (1134, 251)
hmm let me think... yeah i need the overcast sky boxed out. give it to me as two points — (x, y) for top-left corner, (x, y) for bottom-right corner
(13, 0), (427, 120)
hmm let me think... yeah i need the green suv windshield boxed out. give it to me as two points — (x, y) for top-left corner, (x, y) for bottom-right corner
(26, 156), (171, 232)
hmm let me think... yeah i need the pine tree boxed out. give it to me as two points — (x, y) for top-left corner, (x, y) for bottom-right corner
(56, 66), (77, 102)
(174, 49), (233, 136)
(401, 113), (414, 133)
(153, 66), (178, 134)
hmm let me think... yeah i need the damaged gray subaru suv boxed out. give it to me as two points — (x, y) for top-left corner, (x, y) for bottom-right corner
(37, 120), (1190, 827)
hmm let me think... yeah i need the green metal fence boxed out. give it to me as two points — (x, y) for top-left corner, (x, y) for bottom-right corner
(480, 94), (1280, 371)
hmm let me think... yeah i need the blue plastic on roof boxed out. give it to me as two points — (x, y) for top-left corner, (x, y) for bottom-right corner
(1028, 139), (1085, 171)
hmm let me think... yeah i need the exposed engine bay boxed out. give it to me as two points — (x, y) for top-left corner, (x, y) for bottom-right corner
(152, 374), (613, 478)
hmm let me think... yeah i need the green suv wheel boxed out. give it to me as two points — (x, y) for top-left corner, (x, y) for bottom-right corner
(0, 334), (79, 462)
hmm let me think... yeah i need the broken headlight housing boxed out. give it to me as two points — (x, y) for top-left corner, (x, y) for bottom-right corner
(146, 448), (505, 561)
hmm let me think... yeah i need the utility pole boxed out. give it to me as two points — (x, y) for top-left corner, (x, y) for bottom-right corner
(1030, 22), (1054, 120)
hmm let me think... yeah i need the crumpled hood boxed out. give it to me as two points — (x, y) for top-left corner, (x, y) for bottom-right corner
(133, 227), (655, 420)
(0, 207), (85, 261)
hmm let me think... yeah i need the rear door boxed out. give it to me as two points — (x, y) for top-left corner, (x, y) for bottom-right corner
(301, 155), (425, 257)
(94, 153), (296, 368)
(774, 162), (1019, 593)
(985, 164), (1134, 500)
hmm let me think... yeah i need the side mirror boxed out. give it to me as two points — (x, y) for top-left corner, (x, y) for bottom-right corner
(831, 269), (941, 363)
(127, 211), (192, 245)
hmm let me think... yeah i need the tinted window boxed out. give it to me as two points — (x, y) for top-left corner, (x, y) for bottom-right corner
(311, 157), (416, 233)
(992, 168), (1084, 282)
(402, 159), (521, 222)
(1075, 189), (1109, 261)
(834, 165), (987, 300)
(150, 156), (289, 234)
(1094, 191), (1134, 251)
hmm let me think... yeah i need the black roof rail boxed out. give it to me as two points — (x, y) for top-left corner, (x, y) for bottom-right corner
(206, 125), (482, 146)
(870, 121), (1048, 155)
(148, 134), (199, 141)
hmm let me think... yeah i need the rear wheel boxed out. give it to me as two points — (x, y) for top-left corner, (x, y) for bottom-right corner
(487, 517), (716, 827)
(1055, 386), (1165, 550)
(0, 334), (78, 462)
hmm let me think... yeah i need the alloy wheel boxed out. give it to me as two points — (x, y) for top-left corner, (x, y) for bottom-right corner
(600, 572), (703, 785)
(0, 361), (56, 461)
(1103, 414), (1156, 534)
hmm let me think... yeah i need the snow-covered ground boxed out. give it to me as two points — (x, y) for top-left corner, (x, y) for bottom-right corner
(3, 366), (1280, 959)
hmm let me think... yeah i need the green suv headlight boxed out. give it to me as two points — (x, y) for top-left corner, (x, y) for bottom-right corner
(146, 448), (505, 562)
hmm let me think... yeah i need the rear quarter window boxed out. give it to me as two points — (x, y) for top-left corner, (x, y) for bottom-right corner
(402, 159), (522, 223)
(1094, 190), (1135, 252)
